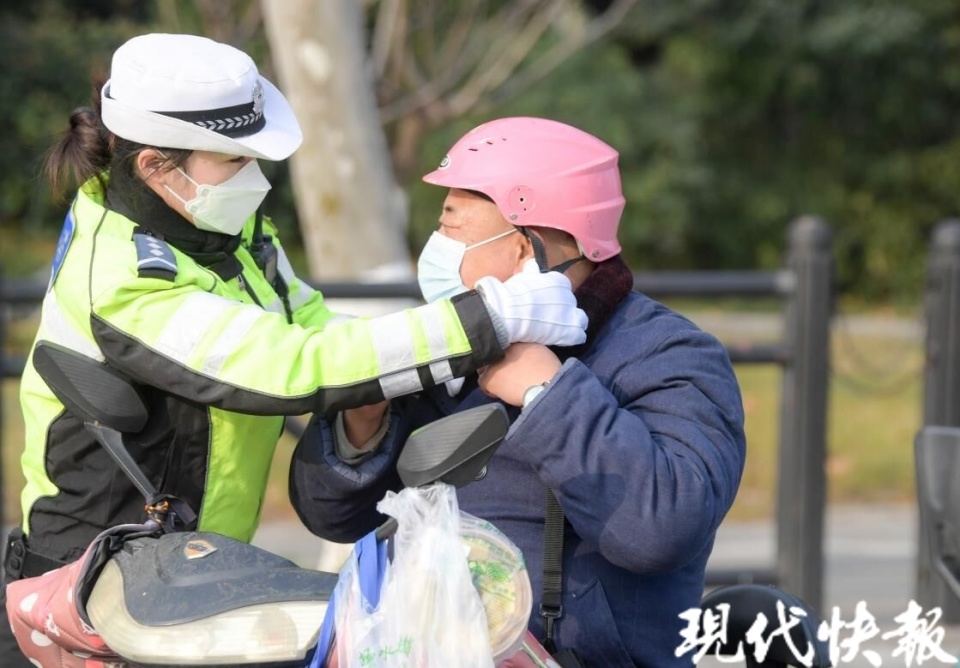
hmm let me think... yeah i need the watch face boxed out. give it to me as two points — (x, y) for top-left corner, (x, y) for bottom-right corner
(523, 383), (547, 408)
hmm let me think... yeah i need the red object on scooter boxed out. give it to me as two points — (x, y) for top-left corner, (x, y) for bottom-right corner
(496, 631), (563, 668)
(6, 542), (129, 667)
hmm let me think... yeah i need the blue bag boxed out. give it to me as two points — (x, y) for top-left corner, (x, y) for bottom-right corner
(309, 530), (389, 667)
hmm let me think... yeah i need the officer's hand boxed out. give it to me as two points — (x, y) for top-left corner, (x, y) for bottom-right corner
(475, 260), (588, 348)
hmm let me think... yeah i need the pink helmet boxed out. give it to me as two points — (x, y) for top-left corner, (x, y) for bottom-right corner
(423, 117), (625, 261)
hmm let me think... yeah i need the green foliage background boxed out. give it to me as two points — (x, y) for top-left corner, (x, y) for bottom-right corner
(0, 0), (942, 524)
(3, 0), (960, 303)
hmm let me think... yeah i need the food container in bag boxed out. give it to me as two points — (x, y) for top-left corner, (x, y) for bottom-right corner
(459, 513), (533, 663)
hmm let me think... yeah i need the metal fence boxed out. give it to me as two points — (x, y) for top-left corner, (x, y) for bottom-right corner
(917, 219), (960, 620)
(0, 216), (834, 611)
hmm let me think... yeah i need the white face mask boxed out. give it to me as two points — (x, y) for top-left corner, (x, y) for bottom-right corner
(416, 228), (517, 303)
(164, 160), (272, 236)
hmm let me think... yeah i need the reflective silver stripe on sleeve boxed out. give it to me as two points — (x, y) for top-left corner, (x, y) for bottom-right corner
(379, 368), (422, 398)
(429, 360), (454, 385)
(201, 306), (263, 377)
(417, 302), (452, 358)
(277, 246), (313, 310)
(154, 292), (235, 364)
(368, 311), (417, 375)
(40, 293), (105, 361)
(418, 303), (454, 384)
(369, 310), (424, 397)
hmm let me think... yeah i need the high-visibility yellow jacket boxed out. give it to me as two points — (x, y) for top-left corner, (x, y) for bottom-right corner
(18, 176), (501, 561)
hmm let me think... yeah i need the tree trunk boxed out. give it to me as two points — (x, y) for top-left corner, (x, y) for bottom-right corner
(261, 0), (411, 281)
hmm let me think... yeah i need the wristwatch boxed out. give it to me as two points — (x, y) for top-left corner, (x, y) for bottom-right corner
(522, 382), (549, 410)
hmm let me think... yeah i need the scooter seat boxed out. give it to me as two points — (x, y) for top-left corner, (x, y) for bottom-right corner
(100, 530), (337, 626)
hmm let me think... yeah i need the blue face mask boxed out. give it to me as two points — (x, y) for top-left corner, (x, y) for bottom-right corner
(416, 229), (517, 303)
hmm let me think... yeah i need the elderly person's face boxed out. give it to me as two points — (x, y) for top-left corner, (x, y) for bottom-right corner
(437, 188), (532, 288)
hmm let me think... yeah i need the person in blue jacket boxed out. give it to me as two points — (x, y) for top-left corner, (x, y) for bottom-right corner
(289, 117), (747, 667)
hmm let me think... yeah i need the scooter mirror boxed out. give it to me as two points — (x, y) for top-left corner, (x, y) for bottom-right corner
(396, 403), (509, 489)
(33, 340), (148, 433)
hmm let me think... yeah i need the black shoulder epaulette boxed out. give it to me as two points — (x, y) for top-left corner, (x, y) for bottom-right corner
(134, 232), (178, 281)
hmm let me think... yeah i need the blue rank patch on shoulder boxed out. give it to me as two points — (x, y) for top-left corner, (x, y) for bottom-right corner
(48, 210), (76, 291)
(134, 232), (178, 280)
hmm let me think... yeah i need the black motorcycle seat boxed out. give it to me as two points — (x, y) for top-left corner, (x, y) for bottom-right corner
(104, 531), (338, 626)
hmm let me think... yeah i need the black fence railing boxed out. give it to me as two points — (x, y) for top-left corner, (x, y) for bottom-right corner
(917, 219), (960, 621)
(0, 216), (834, 611)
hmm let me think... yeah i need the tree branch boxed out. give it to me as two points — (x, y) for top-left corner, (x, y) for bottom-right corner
(447, 1), (560, 116)
(375, 0), (640, 127)
(370, 0), (401, 80)
(378, 6), (485, 123)
(480, 0), (640, 111)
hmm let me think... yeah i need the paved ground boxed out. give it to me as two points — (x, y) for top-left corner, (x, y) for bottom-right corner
(253, 503), (960, 668)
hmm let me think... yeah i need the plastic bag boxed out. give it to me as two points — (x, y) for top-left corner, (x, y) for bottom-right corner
(333, 483), (498, 668)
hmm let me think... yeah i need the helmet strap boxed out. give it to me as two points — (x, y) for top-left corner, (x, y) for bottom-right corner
(519, 227), (585, 274)
(519, 227), (550, 272)
(548, 256), (586, 274)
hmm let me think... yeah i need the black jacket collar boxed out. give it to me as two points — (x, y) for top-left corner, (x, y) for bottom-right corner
(557, 255), (635, 361)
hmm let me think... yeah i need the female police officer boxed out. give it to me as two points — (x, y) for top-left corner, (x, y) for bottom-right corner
(1, 34), (587, 665)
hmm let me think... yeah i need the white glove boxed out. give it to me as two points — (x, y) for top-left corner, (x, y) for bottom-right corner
(475, 259), (588, 348)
